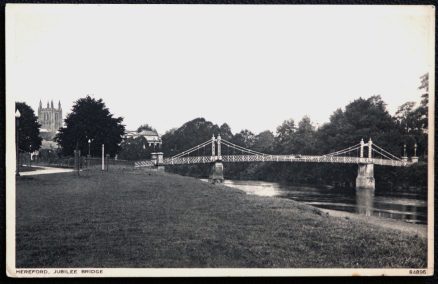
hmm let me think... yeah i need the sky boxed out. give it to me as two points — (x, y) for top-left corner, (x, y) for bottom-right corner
(6, 4), (435, 135)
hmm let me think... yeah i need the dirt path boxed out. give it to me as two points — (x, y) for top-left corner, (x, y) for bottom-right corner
(19, 166), (74, 176)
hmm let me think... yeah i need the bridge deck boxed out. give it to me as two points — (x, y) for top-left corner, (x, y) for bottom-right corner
(160, 155), (411, 167)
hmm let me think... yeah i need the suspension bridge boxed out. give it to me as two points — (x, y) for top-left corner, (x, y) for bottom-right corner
(135, 135), (419, 189)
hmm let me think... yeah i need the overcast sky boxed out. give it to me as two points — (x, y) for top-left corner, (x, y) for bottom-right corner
(7, 5), (435, 135)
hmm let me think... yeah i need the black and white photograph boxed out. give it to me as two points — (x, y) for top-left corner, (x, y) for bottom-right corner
(5, 4), (435, 277)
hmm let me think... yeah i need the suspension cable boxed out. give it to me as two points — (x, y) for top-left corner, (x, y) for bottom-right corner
(221, 141), (256, 156)
(222, 139), (267, 156)
(171, 139), (212, 158)
(221, 139), (268, 156)
(372, 143), (402, 161)
(372, 148), (396, 160)
(322, 143), (361, 157)
(328, 145), (361, 157)
(322, 143), (360, 156)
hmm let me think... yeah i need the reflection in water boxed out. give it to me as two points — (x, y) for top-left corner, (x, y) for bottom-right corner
(215, 179), (427, 224)
(356, 188), (374, 216)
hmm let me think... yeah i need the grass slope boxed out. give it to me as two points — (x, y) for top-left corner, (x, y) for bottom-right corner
(16, 169), (427, 268)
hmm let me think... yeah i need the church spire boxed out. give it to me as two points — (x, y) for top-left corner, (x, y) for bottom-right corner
(58, 100), (61, 110)
(39, 100), (42, 110)
(51, 100), (54, 109)
(47, 101), (49, 108)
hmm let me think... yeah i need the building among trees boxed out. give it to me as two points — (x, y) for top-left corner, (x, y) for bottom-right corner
(37, 100), (63, 141)
(124, 130), (162, 148)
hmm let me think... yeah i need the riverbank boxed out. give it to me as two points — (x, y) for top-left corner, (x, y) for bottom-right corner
(16, 169), (427, 268)
(318, 208), (427, 239)
(220, 179), (427, 225)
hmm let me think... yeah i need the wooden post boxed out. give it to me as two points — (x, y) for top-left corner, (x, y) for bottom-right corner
(106, 154), (110, 171)
(74, 150), (81, 176)
(101, 144), (105, 171)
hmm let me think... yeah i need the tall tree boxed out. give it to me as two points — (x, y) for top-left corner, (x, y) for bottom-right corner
(294, 116), (317, 155)
(395, 102), (417, 133)
(15, 102), (42, 153)
(219, 123), (233, 140)
(118, 137), (152, 160)
(55, 96), (125, 156)
(394, 74), (429, 157)
(161, 117), (220, 177)
(161, 117), (220, 157)
(274, 119), (296, 154)
(231, 129), (256, 149)
(253, 130), (275, 153)
(316, 96), (400, 155)
(416, 73), (429, 132)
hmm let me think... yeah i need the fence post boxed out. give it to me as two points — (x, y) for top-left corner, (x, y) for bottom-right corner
(74, 150), (81, 176)
(106, 154), (110, 171)
(101, 144), (105, 171)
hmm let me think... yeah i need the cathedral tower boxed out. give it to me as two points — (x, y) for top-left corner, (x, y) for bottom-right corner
(37, 100), (63, 140)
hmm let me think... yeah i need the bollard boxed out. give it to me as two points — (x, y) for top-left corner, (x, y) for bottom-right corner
(74, 150), (81, 176)
(101, 144), (105, 171)
(106, 154), (110, 171)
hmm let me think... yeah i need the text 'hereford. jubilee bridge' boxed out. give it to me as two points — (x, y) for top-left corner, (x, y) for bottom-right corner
(135, 135), (419, 189)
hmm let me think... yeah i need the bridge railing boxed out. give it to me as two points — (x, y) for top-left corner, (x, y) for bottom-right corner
(134, 160), (155, 168)
(160, 155), (411, 167)
(150, 136), (413, 168)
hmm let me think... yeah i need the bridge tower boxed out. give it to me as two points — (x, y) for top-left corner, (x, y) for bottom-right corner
(209, 134), (224, 183)
(356, 138), (375, 190)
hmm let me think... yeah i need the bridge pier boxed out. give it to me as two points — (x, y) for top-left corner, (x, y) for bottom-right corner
(209, 160), (224, 184)
(356, 187), (374, 216)
(151, 152), (165, 171)
(356, 163), (375, 190)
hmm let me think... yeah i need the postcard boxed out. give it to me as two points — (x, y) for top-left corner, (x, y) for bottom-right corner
(5, 4), (435, 277)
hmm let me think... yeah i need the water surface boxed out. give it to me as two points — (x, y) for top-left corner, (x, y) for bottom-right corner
(218, 179), (427, 224)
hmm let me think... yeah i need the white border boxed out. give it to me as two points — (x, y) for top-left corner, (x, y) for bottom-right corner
(5, 4), (435, 277)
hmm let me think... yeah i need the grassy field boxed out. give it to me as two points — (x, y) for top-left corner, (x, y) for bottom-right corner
(16, 169), (427, 268)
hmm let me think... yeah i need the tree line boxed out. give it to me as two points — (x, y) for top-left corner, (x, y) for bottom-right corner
(159, 93), (427, 190)
(16, 75), (428, 190)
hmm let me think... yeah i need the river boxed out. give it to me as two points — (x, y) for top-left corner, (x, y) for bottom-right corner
(211, 179), (427, 225)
